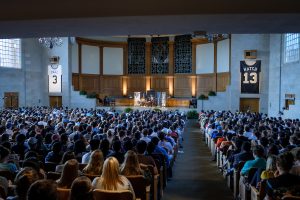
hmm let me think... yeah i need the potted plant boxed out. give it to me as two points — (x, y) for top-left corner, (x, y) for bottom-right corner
(198, 94), (208, 100)
(79, 91), (87, 95)
(124, 107), (133, 113)
(208, 91), (216, 96)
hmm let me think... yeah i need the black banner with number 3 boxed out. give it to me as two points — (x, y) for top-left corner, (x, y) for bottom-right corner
(240, 60), (261, 94)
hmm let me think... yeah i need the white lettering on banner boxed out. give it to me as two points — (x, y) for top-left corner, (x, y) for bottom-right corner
(48, 65), (62, 93)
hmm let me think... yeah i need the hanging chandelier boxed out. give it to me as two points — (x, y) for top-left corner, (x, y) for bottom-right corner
(38, 37), (63, 49)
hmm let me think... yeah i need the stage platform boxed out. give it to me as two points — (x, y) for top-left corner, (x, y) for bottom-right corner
(95, 106), (197, 113)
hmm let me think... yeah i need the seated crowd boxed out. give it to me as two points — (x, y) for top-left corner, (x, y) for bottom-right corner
(0, 107), (185, 200)
(199, 111), (300, 200)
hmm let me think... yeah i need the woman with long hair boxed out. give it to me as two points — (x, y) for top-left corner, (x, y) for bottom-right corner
(82, 150), (104, 175)
(120, 150), (143, 176)
(57, 159), (79, 189)
(92, 157), (135, 200)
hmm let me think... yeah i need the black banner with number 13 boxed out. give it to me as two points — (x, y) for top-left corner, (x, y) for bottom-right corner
(240, 60), (261, 94)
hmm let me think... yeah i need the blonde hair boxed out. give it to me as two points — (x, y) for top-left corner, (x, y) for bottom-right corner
(83, 150), (104, 175)
(57, 159), (79, 189)
(120, 150), (143, 176)
(266, 155), (277, 171)
(100, 157), (123, 190)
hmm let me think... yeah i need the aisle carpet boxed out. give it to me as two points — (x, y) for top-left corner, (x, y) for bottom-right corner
(162, 120), (233, 200)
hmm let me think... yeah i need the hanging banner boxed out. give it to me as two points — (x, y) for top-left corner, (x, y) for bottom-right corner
(240, 60), (261, 94)
(48, 64), (62, 93)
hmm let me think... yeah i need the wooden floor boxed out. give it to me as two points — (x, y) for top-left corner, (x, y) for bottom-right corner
(163, 120), (233, 200)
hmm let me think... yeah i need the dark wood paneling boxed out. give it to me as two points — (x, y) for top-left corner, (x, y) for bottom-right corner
(100, 76), (122, 97)
(174, 76), (192, 97)
(79, 74), (99, 93)
(127, 76), (146, 94)
(217, 72), (230, 92)
(49, 96), (62, 107)
(72, 73), (79, 91)
(240, 98), (259, 113)
(151, 76), (169, 93)
(197, 74), (215, 95)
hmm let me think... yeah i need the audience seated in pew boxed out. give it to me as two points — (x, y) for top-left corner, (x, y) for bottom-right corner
(199, 110), (300, 200)
(0, 107), (185, 200)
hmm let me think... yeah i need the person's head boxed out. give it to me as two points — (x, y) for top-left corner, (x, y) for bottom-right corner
(16, 134), (26, 144)
(84, 150), (104, 175)
(101, 157), (122, 190)
(89, 139), (100, 152)
(120, 150), (142, 176)
(60, 151), (76, 165)
(112, 140), (121, 152)
(100, 139), (110, 152)
(14, 167), (40, 200)
(151, 137), (159, 145)
(57, 159), (79, 189)
(70, 176), (93, 200)
(266, 155), (278, 171)
(252, 145), (265, 158)
(74, 140), (86, 155)
(27, 180), (58, 200)
(52, 142), (62, 154)
(241, 141), (251, 152)
(146, 141), (155, 154)
(0, 145), (10, 162)
(276, 151), (295, 173)
(136, 140), (147, 154)
(267, 144), (279, 156)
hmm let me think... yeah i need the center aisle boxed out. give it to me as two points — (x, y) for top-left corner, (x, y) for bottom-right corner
(162, 120), (233, 200)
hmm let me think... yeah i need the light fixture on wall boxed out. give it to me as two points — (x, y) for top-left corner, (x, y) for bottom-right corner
(38, 37), (63, 49)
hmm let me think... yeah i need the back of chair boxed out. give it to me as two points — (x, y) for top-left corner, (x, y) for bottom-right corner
(57, 188), (71, 200)
(47, 172), (61, 181)
(282, 195), (300, 200)
(126, 175), (148, 200)
(44, 162), (58, 172)
(93, 189), (133, 200)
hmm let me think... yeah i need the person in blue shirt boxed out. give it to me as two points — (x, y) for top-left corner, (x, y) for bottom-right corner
(241, 145), (266, 176)
(0, 145), (18, 174)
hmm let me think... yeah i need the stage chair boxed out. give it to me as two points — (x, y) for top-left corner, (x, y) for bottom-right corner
(233, 161), (245, 199)
(93, 189), (133, 200)
(126, 175), (150, 200)
(47, 172), (61, 181)
(57, 188), (71, 200)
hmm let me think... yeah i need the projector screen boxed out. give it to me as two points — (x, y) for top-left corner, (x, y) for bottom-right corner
(103, 47), (123, 75)
(196, 43), (214, 74)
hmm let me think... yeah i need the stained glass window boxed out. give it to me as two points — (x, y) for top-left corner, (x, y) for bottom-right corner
(128, 38), (146, 74)
(151, 37), (169, 74)
(174, 35), (192, 73)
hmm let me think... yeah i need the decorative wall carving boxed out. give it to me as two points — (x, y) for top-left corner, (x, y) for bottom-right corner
(174, 35), (192, 73)
(151, 37), (169, 74)
(128, 38), (146, 74)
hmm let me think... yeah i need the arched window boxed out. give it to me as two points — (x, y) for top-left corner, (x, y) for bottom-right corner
(284, 33), (299, 63)
(0, 39), (21, 68)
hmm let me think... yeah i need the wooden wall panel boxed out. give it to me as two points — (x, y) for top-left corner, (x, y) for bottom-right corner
(197, 74), (215, 95)
(167, 98), (190, 107)
(72, 73), (79, 91)
(79, 74), (99, 93)
(174, 76), (192, 97)
(217, 72), (230, 92)
(151, 76), (169, 93)
(127, 76), (146, 94)
(100, 76), (122, 97)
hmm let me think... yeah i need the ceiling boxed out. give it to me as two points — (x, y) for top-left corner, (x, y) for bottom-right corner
(1, 0), (300, 38)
